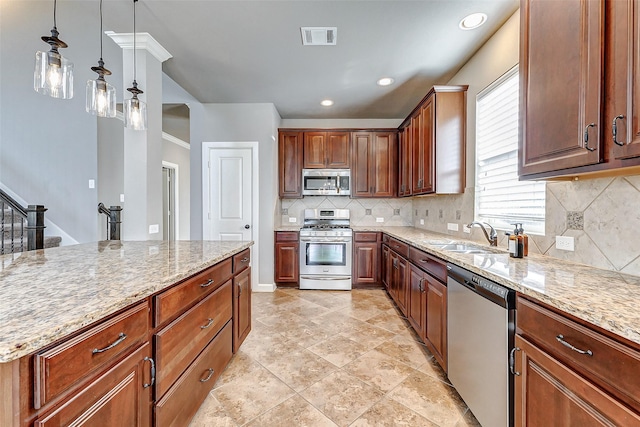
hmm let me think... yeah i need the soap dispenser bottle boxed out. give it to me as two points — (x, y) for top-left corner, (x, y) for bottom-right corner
(518, 223), (529, 257)
(509, 224), (523, 258)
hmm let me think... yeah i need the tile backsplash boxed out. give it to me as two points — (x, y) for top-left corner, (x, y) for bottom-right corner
(280, 197), (413, 227)
(277, 174), (640, 277)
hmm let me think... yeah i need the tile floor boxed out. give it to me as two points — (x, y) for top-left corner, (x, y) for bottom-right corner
(189, 288), (481, 427)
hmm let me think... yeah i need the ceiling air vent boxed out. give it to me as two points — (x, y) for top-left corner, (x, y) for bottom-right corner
(301, 27), (337, 46)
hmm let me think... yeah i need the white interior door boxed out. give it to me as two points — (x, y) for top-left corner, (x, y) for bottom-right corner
(207, 148), (252, 241)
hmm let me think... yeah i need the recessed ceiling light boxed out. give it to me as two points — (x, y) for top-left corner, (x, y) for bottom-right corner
(459, 13), (487, 30)
(320, 99), (334, 107)
(377, 77), (395, 87)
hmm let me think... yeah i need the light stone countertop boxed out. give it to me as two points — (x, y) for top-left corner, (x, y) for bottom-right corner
(0, 240), (253, 363)
(355, 226), (640, 346)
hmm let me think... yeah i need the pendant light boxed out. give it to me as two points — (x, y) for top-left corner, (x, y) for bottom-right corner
(86, 0), (116, 117)
(124, 0), (147, 130)
(34, 0), (74, 99)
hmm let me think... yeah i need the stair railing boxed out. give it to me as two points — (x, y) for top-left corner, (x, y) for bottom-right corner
(98, 203), (122, 240)
(0, 189), (46, 254)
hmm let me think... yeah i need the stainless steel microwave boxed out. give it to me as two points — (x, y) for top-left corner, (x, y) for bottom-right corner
(302, 169), (351, 196)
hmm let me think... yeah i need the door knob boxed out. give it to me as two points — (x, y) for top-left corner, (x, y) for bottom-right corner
(244, 224), (250, 229)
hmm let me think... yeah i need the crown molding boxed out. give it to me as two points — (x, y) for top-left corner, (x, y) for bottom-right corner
(105, 31), (173, 63)
(163, 132), (190, 150)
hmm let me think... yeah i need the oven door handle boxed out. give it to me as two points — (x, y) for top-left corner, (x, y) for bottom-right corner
(300, 276), (351, 280)
(300, 238), (351, 242)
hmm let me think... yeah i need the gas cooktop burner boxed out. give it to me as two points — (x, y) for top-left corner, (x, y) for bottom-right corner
(302, 224), (350, 230)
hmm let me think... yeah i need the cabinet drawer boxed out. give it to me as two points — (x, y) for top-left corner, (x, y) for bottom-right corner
(354, 232), (379, 242)
(275, 231), (299, 241)
(34, 302), (149, 409)
(34, 342), (152, 427)
(154, 258), (232, 327)
(155, 280), (232, 399)
(155, 322), (233, 427)
(517, 296), (640, 407)
(409, 247), (446, 283)
(233, 249), (251, 274)
(382, 234), (390, 244)
(387, 237), (409, 258)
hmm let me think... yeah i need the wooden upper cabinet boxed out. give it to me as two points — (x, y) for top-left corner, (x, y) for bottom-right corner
(413, 98), (435, 194)
(351, 131), (397, 198)
(303, 131), (350, 168)
(400, 86), (466, 196)
(519, 0), (604, 177)
(398, 127), (412, 197)
(278, 131), (303, 198)
(607, 0), (640, 161)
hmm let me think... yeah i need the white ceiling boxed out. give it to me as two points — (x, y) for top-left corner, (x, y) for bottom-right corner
(42, 0), (520, 119)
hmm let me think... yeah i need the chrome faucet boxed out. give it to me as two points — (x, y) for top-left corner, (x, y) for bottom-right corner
(467, 221), (498, 246)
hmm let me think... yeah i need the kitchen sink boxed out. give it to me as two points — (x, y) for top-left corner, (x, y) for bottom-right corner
(428, 243), (503, 254)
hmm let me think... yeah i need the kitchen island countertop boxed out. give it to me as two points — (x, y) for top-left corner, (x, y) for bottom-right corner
(353, 226), (640, 346)
(0, 240), (253, 362)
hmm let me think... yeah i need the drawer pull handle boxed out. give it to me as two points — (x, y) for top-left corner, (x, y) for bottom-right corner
(241, 257), (249, 263)
(200, 368), (215, 382)
(556, 335), (593, 356)
(143, 357), (156, 388)
(92, 332), (127, 354)
(420, 258), (429, 263)
(509, 347), (521, 376)
(200, 318), (215, 329)
(200, 279), (214, 288)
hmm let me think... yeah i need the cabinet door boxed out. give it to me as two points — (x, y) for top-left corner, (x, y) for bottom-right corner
(396, 255), (409, 316)
(398, 127), (412, 197)
(408, 264), (426, 340)
(382, 245), (390, 290)
(274, 241), (299, 283)
(608, 0), (640, 160)
(303, 132), (326, 168)
(411, 113), (423, 193)
(279, 132), (303, 198)
(425, 277), (447, 372)
(419, 98), (434, 193)
(326, 132), (350, 168)
(352, 132), (373, 197)
(34, 343), (152, 427)
(371, 132), (397, 197)
(233, 268), (251, 353)
(353, 242), (379, 287)
(519, 0), (603, 176)
(514, 335), (640, 427)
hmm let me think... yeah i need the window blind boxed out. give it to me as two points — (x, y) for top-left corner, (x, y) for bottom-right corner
(475, 66), (546, 235)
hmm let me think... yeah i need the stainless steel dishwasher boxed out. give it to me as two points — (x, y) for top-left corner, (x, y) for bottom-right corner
(447, 263), (515, 427)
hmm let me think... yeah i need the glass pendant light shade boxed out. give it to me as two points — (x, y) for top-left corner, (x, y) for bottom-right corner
(34, 27), (74, 99)
(125, 0), (147, 130)
(86, 0), (116, 118)
(86, 75), (116, 117)
(124, 83), (147, 130)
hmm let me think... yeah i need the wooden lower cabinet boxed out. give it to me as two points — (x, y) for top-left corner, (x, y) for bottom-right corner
(382, 244), (391, 290)
(34, 342), (152, 427)
(155, 323), (233, 427)
(275, 232), (299, 286)
(514, 335), (640, 426)
(389, 251), (409, 315)
(233, 267), (252, 353)
(408, 263), (427, 339)
(425, 277), (447, 372)
(352, 232), (381, 288)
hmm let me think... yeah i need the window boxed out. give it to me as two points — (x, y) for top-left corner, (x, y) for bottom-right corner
(475, 66), (545, 235)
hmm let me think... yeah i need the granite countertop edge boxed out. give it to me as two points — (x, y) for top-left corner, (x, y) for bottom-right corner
(0, 240), (253, 363)
(352, 226), (640, 346)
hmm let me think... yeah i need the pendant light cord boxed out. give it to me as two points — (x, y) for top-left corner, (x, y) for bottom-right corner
(99, 0), (104, 60)
(53, 0), (57, 29)
(133, 0), (137, 82)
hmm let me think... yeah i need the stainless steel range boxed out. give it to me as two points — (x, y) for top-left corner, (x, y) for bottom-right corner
(299, 208), (352, 290)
